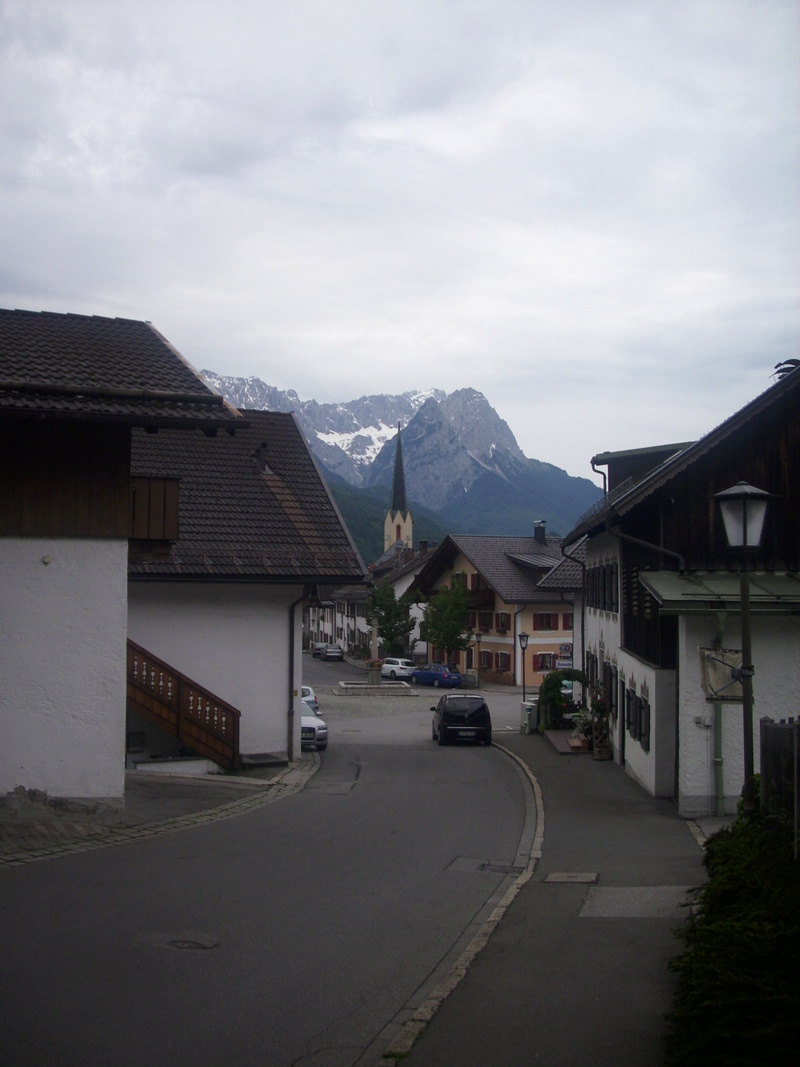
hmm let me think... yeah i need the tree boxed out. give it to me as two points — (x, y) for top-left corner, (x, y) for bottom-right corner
(419, 576), (473, 662)
(370, 580), (416, 655)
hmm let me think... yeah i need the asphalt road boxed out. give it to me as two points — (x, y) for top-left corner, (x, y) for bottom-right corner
(0, 665), (533, 1067)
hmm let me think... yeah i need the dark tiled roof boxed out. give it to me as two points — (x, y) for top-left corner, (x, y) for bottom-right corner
(415, 534), (580, 604)
(0, 309), (240, 430)
(539, 537), (587, 588)
(129, 410), (368, 583)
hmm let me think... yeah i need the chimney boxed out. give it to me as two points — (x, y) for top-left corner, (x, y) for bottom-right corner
(419, 540), (428, 556)
(534, 521), (546, 546)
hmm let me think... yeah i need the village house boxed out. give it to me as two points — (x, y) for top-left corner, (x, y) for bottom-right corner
(411, 524), (580, 688)
(564, 368), (800, 816)
(128, 410), (368, 765)
(0, 309), (241, 819)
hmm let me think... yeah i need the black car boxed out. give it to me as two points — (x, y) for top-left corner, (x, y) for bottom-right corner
(431, 693), (492, 746)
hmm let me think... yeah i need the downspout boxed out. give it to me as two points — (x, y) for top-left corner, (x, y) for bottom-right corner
(591, 458), (607, 500)
(287, 590), (306, 762)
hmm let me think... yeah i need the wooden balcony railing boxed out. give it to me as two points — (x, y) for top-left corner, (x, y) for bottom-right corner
(126, 640), (241, 771)
(469, 588), (495, 609)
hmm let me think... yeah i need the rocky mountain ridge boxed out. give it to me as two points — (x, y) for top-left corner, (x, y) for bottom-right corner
(201, 371), (601, 543)
(201, 372), (443, 485)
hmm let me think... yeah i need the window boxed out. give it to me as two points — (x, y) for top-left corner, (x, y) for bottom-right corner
(537, 653), (553, 671)
(479, 611), (492, 631)
(562, 613), (573, 630)
(640, 699), (651, 753)
(625, 688), (635, 734)
(624, 689), (650, 751)
(609, 666), (619, 721)
(479, 650), (492, 669)
(587, 563), (619, 612)
(495, 612), (510, 632)
(467, 611), (477, 629)
(533, 613), (557, 631)
(495, 651), (511, 672)
(586, 652), (598, 688)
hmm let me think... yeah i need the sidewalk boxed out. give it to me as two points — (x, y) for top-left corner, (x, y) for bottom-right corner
(381, 723), (731, 1067)
(0, 756), (319, 866)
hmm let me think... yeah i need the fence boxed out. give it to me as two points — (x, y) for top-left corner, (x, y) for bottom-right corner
(759, 716), (799, 858)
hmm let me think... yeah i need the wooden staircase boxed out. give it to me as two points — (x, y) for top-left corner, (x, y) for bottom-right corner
(126, 640), (241, 771)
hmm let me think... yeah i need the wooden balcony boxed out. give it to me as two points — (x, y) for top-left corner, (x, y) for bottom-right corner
(469, 588), (495, 609)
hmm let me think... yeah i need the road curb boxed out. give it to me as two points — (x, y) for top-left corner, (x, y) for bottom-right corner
(380, 741), (544, 1063)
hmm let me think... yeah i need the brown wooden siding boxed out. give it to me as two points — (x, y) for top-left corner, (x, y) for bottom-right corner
(0, 421), (131, 538)
(129, 477), (179, 540)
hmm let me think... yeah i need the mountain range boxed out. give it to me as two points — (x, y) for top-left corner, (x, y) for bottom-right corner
(201, 372), (602, 563)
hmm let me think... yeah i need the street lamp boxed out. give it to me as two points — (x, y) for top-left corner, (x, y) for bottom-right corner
(713, 481), (773, 817)
(518, 631), (529, 702)
(475, 631), (482, 689)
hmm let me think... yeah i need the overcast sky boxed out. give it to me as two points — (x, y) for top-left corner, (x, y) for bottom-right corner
(2, 0), (797, 482)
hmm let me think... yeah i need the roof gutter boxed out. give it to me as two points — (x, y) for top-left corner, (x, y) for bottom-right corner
(606, 524), (686, 574)
(0, 379), (230, 405)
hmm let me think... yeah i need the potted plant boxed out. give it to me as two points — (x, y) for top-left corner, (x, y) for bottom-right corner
(590, 690), (612, 760)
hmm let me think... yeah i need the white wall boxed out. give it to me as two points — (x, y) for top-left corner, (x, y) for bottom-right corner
(678, 613), (800, 817)
(127, 582), (303, 758)
(0, 538), (128, 810)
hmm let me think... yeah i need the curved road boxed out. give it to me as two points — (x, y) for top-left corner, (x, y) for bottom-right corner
(0, 668), (535, 1067)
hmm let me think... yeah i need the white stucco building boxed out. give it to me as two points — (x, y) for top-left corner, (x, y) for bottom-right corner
(0, 309), (241, 818)
(566, 370), (800, 817)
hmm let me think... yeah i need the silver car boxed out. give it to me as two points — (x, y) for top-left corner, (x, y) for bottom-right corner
(301, 697), (328, 751)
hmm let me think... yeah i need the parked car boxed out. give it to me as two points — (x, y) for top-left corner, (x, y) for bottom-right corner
(301, 685), (318, 711)
(411, 663), (462, 688)
(380, 657), (416, 680)
(301, 698), (328, 751)
(322, 644), (343, 661)
(311, 642), (327, 658)
(431, 693), (492, 746)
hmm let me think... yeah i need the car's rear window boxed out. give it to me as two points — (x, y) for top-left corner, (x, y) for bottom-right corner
(446, 698), (486, 712)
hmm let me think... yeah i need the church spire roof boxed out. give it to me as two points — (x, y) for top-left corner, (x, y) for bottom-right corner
(390, 423), (408, 516)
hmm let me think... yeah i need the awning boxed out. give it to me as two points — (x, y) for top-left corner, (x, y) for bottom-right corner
(639, 571), (800, 616)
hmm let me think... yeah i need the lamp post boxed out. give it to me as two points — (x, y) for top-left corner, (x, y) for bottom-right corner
(475, 631), (482, 689)
(518, 631), (529, 702)
(713, 481), (773, 817)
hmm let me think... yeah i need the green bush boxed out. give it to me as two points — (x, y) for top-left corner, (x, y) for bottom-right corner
(665, 810), (800, 1066)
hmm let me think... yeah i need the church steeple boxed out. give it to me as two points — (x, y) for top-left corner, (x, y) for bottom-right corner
(383, 423), (413, 551)
(390, 422), (407, 516)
